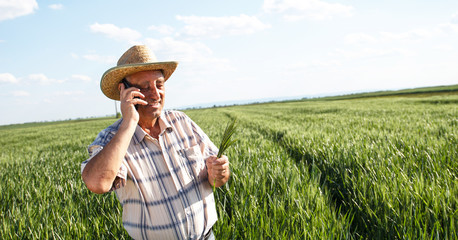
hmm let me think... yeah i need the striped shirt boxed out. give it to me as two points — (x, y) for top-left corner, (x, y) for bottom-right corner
(81, 110), (218, 240)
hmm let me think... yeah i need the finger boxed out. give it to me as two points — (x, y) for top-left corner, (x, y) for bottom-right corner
(119, 83), (128, 99)
(212, 162), (229, 171)
(212, 170), (227, 180)
(120, 87), (144, 103)
(211, 167), (229, 178)
(213, 168), (228, 176)
(213, 155), (228, 164)
(213, 175), (225, 180)
(212, 159), (229, 167)
(119, 85), (132, 100)
(129, 98), (148, 106)
(206, 156), (217, 165)
(118, 82), (125, 91)
(131, 90), (145, 99)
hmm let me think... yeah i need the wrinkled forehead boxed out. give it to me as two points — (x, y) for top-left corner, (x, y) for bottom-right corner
(126, 70), (165, 83)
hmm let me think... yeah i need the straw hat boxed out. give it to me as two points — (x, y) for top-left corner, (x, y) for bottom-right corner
(100, 45), (178, 100)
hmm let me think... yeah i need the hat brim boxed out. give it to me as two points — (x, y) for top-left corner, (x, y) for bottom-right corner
(100, 61), (178, 100)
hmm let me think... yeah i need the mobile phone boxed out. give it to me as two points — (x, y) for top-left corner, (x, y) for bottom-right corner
(121, 78), (139, 109)
(122, 78), (132, 89)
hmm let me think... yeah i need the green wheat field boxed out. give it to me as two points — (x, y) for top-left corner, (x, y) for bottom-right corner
(0, 85), (457, 239)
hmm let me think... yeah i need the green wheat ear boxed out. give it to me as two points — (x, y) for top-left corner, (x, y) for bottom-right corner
(217, 118), (237, 158)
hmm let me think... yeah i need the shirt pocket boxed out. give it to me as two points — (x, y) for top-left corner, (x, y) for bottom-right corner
(177, 145), (206, 185)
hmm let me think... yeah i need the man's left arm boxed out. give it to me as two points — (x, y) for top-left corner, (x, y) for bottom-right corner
(184, 112), (230, 187)
(206, 155), (230, 187)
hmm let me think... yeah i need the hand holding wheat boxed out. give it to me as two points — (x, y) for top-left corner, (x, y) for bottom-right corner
(207, 118), (237, 188)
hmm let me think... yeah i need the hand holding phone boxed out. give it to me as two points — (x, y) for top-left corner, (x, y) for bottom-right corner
(121, 78), (140, 110)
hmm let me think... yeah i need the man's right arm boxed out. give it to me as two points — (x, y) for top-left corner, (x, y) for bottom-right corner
(81, 119), (137, 194)
(82, 83), (143, 194)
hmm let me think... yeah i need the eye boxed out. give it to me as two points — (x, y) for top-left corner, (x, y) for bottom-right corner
(156, 81), (165, 89)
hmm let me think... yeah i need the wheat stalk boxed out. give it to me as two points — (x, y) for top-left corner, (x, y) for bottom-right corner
(217, 118), (237, 158)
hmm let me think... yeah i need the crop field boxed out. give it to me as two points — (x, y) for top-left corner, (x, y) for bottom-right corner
(0, 89), (457, 239)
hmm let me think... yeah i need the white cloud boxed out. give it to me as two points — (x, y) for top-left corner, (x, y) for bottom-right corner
(332, 48), (411, 59)
(71, 74), (91, 82)
(379, 28), (438, 41)
(452, 11), (458, 24)
(90, 23), (142, 43)
(282, 15), (307, 22)
(288, 60), (341, 70)
(263, 0), (353, 21)
(27, 73), (64, 85)
(82, 54), (117, 64)
(70, 52), (79, 59)
(433, 44), (454, 51)
(0, 73), (18, 83)
(53, 90), (84, 96)
(344, 33), (378, 44)
(0, 0), (38, 22)
(11, 90), (30, 97)
(72, 51), (116, 63)
(48, 4), (63, 10)
(145, 37), (213, 61)
(148, 24), (175, 35)
(176, 14), (271, 38)
(439, 22), (458, 34)
(345, 26), (445, 46)
(145, 37), (232, 69)
(144, 37), (235, 83)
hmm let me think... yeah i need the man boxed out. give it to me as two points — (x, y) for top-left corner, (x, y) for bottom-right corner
(81, 45), (230, 240)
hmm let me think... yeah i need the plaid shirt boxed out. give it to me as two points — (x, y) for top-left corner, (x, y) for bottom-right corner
(81, 110), (218, 240)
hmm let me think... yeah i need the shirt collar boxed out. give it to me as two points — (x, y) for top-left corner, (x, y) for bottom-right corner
(131, 112), (173, 145)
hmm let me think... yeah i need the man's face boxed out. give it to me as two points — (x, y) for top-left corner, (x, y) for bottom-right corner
(126, 70), (165, 120)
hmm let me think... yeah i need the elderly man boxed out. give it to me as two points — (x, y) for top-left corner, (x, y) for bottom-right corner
(81, 45), (230, 240)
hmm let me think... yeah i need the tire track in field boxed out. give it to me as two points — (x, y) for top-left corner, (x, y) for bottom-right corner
(220, 110), (356, 238)
(222, 109), (384, 239)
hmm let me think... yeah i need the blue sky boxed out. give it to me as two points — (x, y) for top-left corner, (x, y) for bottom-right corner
(1, 0), (457, 125)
